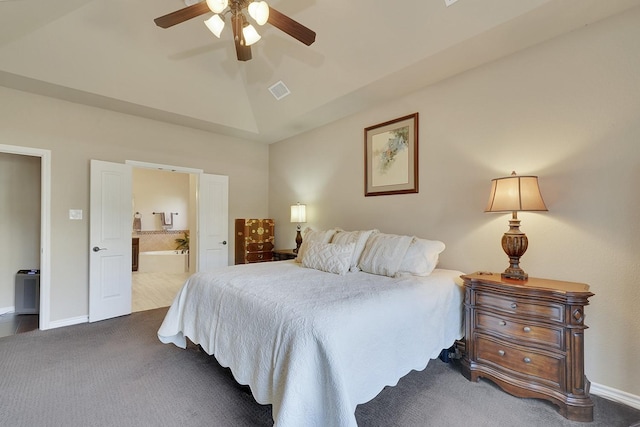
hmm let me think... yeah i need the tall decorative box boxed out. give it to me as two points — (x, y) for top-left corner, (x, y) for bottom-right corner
(234, 219), (275, 264)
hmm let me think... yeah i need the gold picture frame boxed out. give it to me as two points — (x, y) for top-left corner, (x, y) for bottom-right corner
(364, 113), (419, 196)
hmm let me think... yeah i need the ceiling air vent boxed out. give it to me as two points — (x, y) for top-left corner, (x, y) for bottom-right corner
(269, 81), (291, 100)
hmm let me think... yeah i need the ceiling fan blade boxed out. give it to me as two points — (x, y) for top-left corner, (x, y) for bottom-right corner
(231, 14), (252, 61)
(267, 7), (316, 46)
(154, 2), (211, 29)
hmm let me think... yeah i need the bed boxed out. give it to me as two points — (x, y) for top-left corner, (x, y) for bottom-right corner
(158, 230), (465, 427)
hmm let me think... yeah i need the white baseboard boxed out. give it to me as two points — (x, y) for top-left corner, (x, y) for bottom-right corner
(591, 382), (640, 410)
(47, 315), (88, 329)
(0, 306), (15, 315)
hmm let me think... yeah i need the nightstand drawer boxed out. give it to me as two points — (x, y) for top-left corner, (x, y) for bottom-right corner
(476, 292), (563, 322)
(476, 335), (564, 387)
(247, 242), (274, 252)
(245, 251), (273, 262)
(476, 311), (563, 350)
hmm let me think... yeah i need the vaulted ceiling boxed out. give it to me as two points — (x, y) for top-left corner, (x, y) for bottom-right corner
(1, 0), (639, 143)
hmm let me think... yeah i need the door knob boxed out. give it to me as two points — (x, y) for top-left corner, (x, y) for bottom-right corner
(92, 246), (107, 252)
(220, 240), (227, 245)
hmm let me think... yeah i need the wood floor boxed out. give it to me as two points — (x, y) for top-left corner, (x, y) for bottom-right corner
(0, 272), (189, 338)
(0, 312), (39, 338)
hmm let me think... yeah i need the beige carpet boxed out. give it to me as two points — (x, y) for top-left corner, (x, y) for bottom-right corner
(1, 307), (638, 427)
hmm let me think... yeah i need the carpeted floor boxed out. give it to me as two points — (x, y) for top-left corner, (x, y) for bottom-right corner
(1, 307), (639, 427)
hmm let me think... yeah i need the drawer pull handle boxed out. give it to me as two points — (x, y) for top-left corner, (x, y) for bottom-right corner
(523, 357), (531, 364)
(498, 320), (506, 326)
(258, 244), (264, 249)
(498, 350), (505, 357)
(510, 302), (518, 309)
(258, 254), (263, 259)
(523, 326), (531, 333)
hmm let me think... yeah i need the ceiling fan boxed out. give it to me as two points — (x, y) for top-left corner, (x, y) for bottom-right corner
(154, 0), (316, 61)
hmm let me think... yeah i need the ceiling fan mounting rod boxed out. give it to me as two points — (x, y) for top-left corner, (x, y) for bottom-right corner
(228, 0), (251, 13)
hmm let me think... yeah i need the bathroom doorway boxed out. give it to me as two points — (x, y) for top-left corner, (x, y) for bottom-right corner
(131, 166), (194, 312)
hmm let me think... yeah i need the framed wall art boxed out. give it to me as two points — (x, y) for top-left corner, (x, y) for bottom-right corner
(364, 112), (418, 196)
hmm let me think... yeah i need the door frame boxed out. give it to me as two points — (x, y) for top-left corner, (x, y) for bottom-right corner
(126, 160), (229, 273)
(0, 144), (51, 330)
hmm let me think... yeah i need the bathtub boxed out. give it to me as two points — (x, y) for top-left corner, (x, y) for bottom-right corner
(138, 250), (189, 273)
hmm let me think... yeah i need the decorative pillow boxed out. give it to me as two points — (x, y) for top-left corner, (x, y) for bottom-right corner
(397, 238), (446, 277)
(358, 233), (413, 277)
(331, 229), (378, 272)
(302, 242), (355, 275)
(295, 228), (337, 263)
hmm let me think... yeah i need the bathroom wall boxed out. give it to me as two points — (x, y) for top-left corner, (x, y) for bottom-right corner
(132, 167), (190, 252)
(0, 152), (40, 311)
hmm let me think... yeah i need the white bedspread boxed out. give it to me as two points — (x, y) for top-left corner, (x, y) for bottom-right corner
(158, 261), (464, 427)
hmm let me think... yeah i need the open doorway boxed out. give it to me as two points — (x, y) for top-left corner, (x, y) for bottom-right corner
(0, 152), (40, 336)
(131, 166), (195, 312)
(0, 144), (51, 334)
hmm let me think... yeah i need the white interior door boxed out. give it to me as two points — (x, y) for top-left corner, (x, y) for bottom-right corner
(89, 160), (132, 322)
(198, 173), (228, 271)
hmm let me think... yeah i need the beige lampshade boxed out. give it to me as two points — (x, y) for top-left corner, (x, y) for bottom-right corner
(485, 172), (548, 213)
(290, 204), (307, 223)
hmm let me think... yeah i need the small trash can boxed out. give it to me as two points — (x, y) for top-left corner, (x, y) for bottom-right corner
(15, 269), (40, 314)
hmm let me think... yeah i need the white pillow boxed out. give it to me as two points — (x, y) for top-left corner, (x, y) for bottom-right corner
(331, 229), (377, 272)
(358, 233), (413, 277)
(397, 238), (446, 276)
(295, 228), (337, 263)
(302, 242), (355, 275)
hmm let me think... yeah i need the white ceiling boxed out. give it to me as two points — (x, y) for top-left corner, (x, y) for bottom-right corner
(1, 0), (639, 144)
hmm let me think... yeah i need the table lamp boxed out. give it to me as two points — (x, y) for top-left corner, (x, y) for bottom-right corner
(290, 202), (307, 253)
(485, 171), (547, 280)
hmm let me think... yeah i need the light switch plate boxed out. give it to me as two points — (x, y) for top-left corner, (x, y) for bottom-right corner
(69, 209), (83, 220)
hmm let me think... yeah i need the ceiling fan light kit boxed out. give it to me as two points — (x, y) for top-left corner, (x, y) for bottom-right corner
(204, 14), (225, 38)
(248, 1), (269, 25)
(242, 23), (261, 46)
(206, 0), (228, 14)
(154, 0), (316, 61)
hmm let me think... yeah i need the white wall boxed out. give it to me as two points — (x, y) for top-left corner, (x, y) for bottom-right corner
(132, 168), (190, 232)
(0, 87), (270, 324)
(0, 153), (40, 310)
(269, 8), (640, 398)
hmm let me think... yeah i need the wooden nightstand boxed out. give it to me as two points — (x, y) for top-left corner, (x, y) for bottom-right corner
(460, 272), (594, 422)
(273, 249), (298, 261)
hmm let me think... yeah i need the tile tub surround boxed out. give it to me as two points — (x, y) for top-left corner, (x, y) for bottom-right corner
(134, 230), (189, 252)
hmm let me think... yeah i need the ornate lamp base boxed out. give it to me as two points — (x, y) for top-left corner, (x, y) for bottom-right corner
(501, 214), (529, 281)
(293, 225), (302, 253)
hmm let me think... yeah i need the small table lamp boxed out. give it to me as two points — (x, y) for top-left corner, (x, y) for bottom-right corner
(290, 202), (307, 253)
(485, 171), (548, 280)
